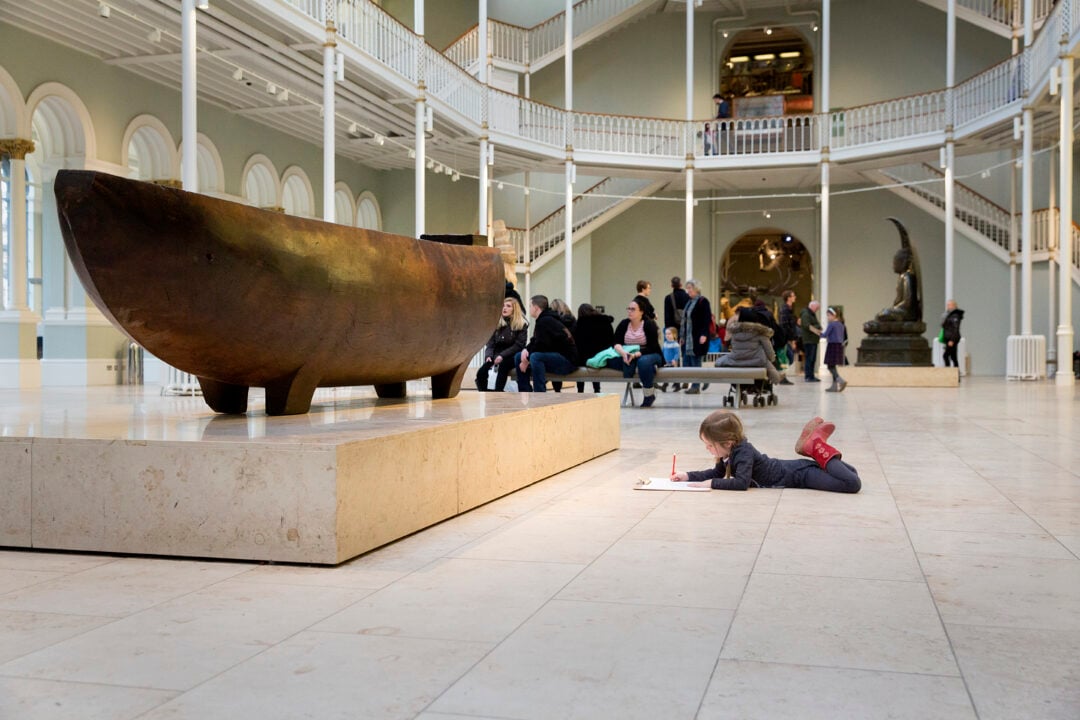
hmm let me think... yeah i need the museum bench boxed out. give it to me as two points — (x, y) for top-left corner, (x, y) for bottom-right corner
(544, 366), (770, 407)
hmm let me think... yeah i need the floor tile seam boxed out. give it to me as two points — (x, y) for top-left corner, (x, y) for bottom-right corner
(0, 613), (130, 673)
(887, 470), (984, 719)
(691, 490), (781, 719)
(0, 668), (184, 695)
(222, 577), (387, 593)
(298, 627), (495, 649)
(410, 534), (627, 718)
(706, 655), (968, 680)
(913, 548), (1080, 563)
(936, 617), (1080, 633)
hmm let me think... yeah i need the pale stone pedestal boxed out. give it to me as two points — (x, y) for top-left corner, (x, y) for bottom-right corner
(843, 365), (960, 387)
(1, 388), (620, 564)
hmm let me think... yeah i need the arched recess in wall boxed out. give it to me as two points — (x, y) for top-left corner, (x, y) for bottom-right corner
(122, 115), (178, 181)
(281, 166), (314, 217)
(356, 190), (381, 230)
(334, 181), (355, 226)
(177, 133), (225, 195)
(241, 154), (280, 208)
(26, 82), (95, 169)
(0, 65), (27, 138)
(719, 227), (813, 313)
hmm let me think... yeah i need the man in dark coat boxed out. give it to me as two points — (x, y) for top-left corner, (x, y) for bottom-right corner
(664, 276), (690, 331)
(800, 300), (823, 382)
(779, 290), (799, 368)
(941, 299), (965, 368)
(515, 295), (578, 392)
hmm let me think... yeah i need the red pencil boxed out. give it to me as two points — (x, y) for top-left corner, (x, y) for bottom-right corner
(671, 453), (677, 476)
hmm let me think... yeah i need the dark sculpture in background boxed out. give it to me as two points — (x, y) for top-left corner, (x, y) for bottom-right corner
(856, 218), (932, 366)
(55, 170), (505, 415)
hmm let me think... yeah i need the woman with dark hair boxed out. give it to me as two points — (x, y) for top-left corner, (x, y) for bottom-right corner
(606, 299), (664, 408)
(573, 303), (615, 393)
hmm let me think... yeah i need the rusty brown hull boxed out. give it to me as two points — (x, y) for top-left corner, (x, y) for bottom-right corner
(55, 170), (504, 415)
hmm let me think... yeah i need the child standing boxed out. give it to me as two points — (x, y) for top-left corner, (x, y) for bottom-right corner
(822, 306), (847, 392)
(671, 411), (861, 493)
(660, 326), (682, 393)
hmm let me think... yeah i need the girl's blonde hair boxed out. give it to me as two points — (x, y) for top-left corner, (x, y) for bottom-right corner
(499, 297), (528, 332)
(699, 410), (745, 447)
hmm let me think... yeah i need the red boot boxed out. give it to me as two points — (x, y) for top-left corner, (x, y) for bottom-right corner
(796, 420), (835, 457)
(809, 436), (842, 470)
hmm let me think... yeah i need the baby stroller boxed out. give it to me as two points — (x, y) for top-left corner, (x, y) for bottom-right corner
(723, 377), (777, 408)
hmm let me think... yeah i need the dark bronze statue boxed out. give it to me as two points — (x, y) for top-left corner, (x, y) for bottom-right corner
(55, 170), (505, 415)
(856, 218), (932, 366)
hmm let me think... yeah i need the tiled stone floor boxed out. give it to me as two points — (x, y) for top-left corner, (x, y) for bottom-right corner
(0, 378), (1078, 719)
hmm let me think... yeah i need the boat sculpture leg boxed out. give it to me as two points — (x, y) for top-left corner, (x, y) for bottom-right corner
(264, 368), (321, 416)
(431, 360), (469, 399)
(374, 382), (407, 398)
(198, 377), (249, 414)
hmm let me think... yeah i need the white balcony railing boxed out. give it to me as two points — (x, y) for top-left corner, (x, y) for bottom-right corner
(283, 0), (1080, 178)
(954, 0), (1054, 27)
(954, 55), (1023, 127)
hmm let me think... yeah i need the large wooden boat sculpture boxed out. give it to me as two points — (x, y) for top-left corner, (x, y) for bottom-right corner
(55, 170), (504, 415)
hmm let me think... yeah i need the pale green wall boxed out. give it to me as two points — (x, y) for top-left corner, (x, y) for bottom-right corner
(380, 0), (479, 50)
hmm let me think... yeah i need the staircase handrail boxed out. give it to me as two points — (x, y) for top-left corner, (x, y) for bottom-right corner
(953, 54), (1024, 127)
(444, 0), (651, 70)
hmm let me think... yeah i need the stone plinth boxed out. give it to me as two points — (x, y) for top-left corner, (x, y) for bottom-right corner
(842, 365), (959, 387)
(856, 334), (932, 366)
(1, 387), (620, 565)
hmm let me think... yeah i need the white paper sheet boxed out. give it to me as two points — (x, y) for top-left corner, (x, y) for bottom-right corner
(633, 477), (711, 492)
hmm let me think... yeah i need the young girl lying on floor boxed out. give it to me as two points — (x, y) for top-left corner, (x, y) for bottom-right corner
(671, 410), (861, 493)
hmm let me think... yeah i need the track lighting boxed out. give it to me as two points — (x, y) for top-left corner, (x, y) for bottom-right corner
(408, 148), (416, 159)
(197, 0), (210, 9)
(435, 163), (444, 174)
(147, 28), (162, 43)
(426, 158), (434, 169)
(812, 23), (819, 32)
(277, 89), (289, 103)
(763, 210), (771, 219)
(764, 27), (772, 35)
(347, 122), (362, 138)
(98, 3), (111, 18)
(266, 81), (277, 95)
(452, 171), (460, 182)
(497, 182), (504, 190)
(374, 134), (385, 146)
(232, 67), (244, 82)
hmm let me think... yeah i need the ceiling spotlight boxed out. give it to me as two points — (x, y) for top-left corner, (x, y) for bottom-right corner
(812, 23), (819, 32)
(146, 27), (162, 43)
(266, 81), (277, 95)
(407, 148), (416, 159)
(277, 89), (289, 103)
(763, 210), (771, 219)
(426, 158), (434, 169)
(197, 0), (210, 9)
(434, 163), (444, 174)
(452, 171), (460, 182)
(232, 68), (244, 82)
(374, 134), (385, 146)
(764, 27), (772, 35)
(497, 182), (504, 190)
(722, 30), (729, 38)
(98, 2), (111, 18)
(523, 187), (530, 196)
(347, 122), (361, 138)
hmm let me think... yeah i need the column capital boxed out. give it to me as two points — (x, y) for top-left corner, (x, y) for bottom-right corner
(0, 138), (35, 160)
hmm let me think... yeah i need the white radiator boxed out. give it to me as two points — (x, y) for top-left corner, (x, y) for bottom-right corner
(161, 365), (203, 396)
(1006, 335), (1046, 380)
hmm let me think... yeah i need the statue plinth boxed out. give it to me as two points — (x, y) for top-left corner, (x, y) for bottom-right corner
(857, 325), (932, 366)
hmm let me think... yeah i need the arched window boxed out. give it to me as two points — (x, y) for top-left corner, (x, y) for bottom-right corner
(720, 27), (814, 115)
(242, 155), (280, 208)
(123, 116), (177, 181)
(334, 182), (355, 226)
(356, 191), (381, 230)
(281, 167), (314, 217)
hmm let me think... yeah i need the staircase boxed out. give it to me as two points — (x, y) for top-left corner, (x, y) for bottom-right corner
(444, 0), (662, 75)
(506, 176), (666, 270)
(913, 0), (1055, 38)
(867, 163), (1080, 284)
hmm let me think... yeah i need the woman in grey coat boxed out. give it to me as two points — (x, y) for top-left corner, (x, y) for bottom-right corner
(716, 308), (785, 384)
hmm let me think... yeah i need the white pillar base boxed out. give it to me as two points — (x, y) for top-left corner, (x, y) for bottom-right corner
(1056, 326), (1075, 385)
